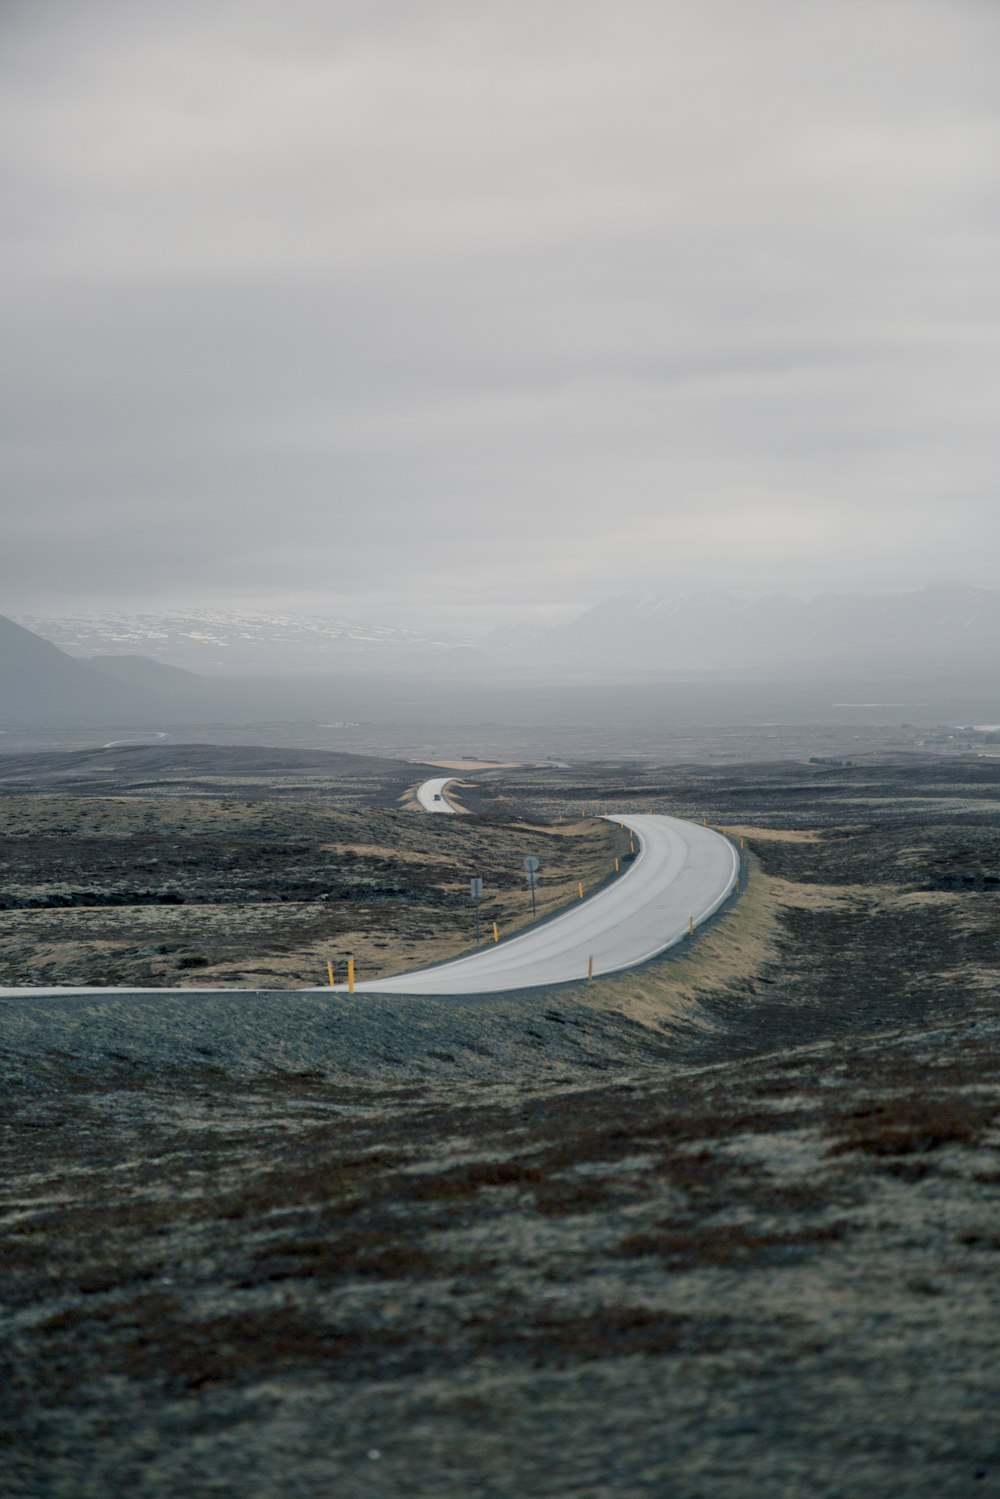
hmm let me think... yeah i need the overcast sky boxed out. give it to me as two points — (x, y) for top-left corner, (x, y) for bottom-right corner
(2, 0), (999, 628)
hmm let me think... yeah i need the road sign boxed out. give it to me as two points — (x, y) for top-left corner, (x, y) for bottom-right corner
(525, 872), (539, 889)
(470, 878), (483, 898)
(523, 856), (540, 872)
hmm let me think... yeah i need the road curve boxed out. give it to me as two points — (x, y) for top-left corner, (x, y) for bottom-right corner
(0, 814), (738, 1001)
(415, 776), (460, 814)
(348, 813), (738, 995)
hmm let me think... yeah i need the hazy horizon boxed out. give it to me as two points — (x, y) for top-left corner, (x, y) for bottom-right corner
(3, 1), (999, 629)
(9, 576), (998, 641)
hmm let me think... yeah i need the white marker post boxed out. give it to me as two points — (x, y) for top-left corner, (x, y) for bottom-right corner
(523, 856), (540, 917)
(470, 877), (483, 943)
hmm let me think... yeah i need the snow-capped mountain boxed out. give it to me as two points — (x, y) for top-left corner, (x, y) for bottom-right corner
(15, 584), (1000, 681)
(16, 610), (481, 675)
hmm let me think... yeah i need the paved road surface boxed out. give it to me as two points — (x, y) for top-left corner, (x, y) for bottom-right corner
(415, 776), (459, 814)
(348, 813), (738, 994)
(0, 814), (738, 1000)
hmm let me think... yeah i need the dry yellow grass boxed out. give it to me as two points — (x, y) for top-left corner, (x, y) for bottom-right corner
(275, 820), (622, 986)
(421, 759), (522, 771)
(514, 855), (754, 1031)
(726, 825), (822, 844)
(556, 851), (870, 1032)
(0, 799), (627, 990)
(322, 843), (445, 864)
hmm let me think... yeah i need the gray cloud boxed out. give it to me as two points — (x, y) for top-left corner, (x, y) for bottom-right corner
(2, 0), (999, 626)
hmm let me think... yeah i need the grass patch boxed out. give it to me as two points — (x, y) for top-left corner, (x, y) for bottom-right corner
(826, 1093), (996, 1157)
(114, 1307), (422, 1391)
(617, 1220), (848, 1267)
(508, 1305), (730, 1364)
(242, 1227), (452, 1285)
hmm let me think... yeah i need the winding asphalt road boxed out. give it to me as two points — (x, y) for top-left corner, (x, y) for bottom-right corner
(0, 800), (738, 1000)
(348, 812), (738, 994)
(415, 776), (460, 813)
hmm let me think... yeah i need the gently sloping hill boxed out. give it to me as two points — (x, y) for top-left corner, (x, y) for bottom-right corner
(2, 992), (997, 1499)
(4, 756), (1000, 1494)
(0, 743), (436, 804)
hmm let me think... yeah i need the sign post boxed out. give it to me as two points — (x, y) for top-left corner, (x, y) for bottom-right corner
(523, 856), (540, 917)
(470, 877), (483, 942)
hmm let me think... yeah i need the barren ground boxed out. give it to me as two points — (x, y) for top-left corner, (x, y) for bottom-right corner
(0, 746), (627, 988)
(1, 749), (998, 1498)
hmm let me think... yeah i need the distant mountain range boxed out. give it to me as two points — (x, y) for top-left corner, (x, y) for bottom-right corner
(17, 586), (1000, 681)
(3, 584), (999, 728)
(15, 609), (480, 675)
(487, 583), (1000, 673)
(0, 615), (161, 724)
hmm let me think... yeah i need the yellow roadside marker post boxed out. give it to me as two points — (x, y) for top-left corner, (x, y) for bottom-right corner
(327, 961), (334, 988)
(348, 957), (355, 994)
(587, 956), (594, 980)
(689, 916), (694, 936)
(578, 881), (584, 899)
(492, 922), (499, 943)
(615, 858), (619, 872)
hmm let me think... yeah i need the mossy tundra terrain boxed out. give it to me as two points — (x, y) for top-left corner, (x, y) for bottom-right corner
(0, 793), (624, 991)
(1, 748), (998, 1498)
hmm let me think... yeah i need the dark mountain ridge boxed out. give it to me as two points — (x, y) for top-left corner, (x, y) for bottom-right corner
(0, 615), (158, 725)
(87, 655), (209, 693)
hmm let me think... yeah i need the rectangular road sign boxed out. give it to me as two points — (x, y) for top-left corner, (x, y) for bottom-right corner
(470, 877), (483, 898)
